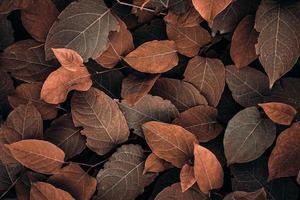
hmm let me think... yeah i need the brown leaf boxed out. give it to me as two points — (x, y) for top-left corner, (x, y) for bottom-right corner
(0, 126), (19, 164)
(48, 163), (96, 200)
(119, 94), (179, 137)
(124, 40), (178, 73)
(164, 7), (203, 28)
(21, 0), (59, 42)
(165, 21), (211, 57)
(230, 15), (258, 68)
(224, 106), (276, 164)
(143, 121), (198, 168)
(96, 18), (134, 68)
(0, 70), (14, 103)
(173, 105), (223, 142)
(0, 0), (31, 14)
(44, 114), (86, 160)
(45, 0), (119, 62)
(0, 163), (22, 193)
(268, 122), (300, 181)
(30, 182), (74, 200)
(180, 164), (196, 192)
(211, 0), (260, 34)
(6, 104), (43, 140)
(194, 144), (224, 194)
(8, 83), (58, 120)
(143, 153), (172, 174)
(226, 65), (269, 107)
(224, 188), (267, 200)
(255, 0), (300, 87)
(5, 139), (65, 174)
(121, 74), (160, 106)
(95, 144), (156, 200)
(0, 40), (58, 82)
(41, 48), (92, 104)
(71, 87), (129, 155)
(150, 78), (208, 111)
(297, 171), (300, 185)
(154, 183), (208, 200)
(258, 102), (297, 125)
(184, 56), (225, 107)
(192, 0), (232, 25)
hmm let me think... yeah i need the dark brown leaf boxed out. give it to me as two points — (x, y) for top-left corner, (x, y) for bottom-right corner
(143, 121), (198, 168)
(230, 15), (258, 68)
(184, 56), (225, 107)
(5, 139), (65, 174)
(0, 70), (14, 104)
(0, 0), (31, 14)
(150, 78), (208, 112)
(0, 163), (22, 193)
(124, 40), (178, 73)
(258, 102), (297, 125)
(224, 106), (276, 164)
(268, 122), (300, 181)
(95, 144), (156, 200)
(8, 83), (58, 120)
(30, 182), (75, 200)
(119, 94), (179, 137)
(255, 0), (300, 87)
(121, 74), (160, 106)
(71, 87), (129, 155)
(173, 105), (223, 142)
(226, 65), (270, 107)
(48, 163), (96, 200)
(224, 188), (267, 200)
(44, 114), (86, 159)
(0, 40), (58, 82)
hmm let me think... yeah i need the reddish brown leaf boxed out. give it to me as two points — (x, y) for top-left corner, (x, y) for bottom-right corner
(44, 114), (86, 159)
(95, 144), (156, 200)
(192, 0), (232, 25)
(30, 182), (75, 200)
(194, 144), (224, 194)
(143, 121), (198, 168)
(124, 40), (178, 73)
(258, 102), (297, 125)
(150, 78), (208, 111)
(180, 164), (196, 192)
(71, 87), (129, 155)
(143, 153), (172, 174)
(119, 94), (179, 137)
(268, 122), (300, 181)
(184, 56), (225, 107)
(230, 15), (258, 68)
(224, 188), (267, 200)
(164, 7), (203, 28)
(0, 40), (58, 82)
(21, 0), (59, 42)
(0, 0), (31, 14)
(8, 83), (58, 120)
(0, 70), (14, 104)
(121, 74), (160, 106)
(154, 183), (208, 200)
(0, 126), (19, 165)
(5, 139), (65, 174)
(173, 105), (223, 142)
(48, 163), (96, 200)
(96, 18), (134, 68)
(41, 48), (92, 104)
(255, 0), (300, 87)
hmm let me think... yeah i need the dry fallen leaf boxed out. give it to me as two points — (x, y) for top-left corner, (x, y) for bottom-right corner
(5, 139), (65, 174)
(194, 144), (224, 194)
(180, 164), (196, 192)
(41, 48), (92, 104)
(71, 87), (129, 155)
(224, 188), (267, 200)
(164, 7), (203, 28)
(124, 40), (179, 73)
(268, 122), (300, 181)
(143, 153), (172, 174)
(30, 182), (75, 200)
(143, 121), (198, 168)
(258, 102), (297, 125)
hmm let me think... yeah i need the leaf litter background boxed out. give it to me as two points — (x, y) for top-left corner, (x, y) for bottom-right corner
(0, 0), (300, 199)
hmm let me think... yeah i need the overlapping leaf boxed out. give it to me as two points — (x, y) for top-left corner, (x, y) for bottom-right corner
(224, 188), (267, 200)
(30, 182), (75, 200)
(143, 153), (172, 174)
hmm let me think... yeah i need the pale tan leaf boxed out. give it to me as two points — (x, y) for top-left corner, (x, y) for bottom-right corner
(71, 87), (129, 155)
(194, 144), (224, 194)
(124, 40), (178, 73)
(180, 164), (196, 192)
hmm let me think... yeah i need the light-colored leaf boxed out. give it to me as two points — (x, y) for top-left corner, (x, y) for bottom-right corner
(143, 153), (172, 174)
(180, 164), (196, 192)
(30, 182), (74, 200)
